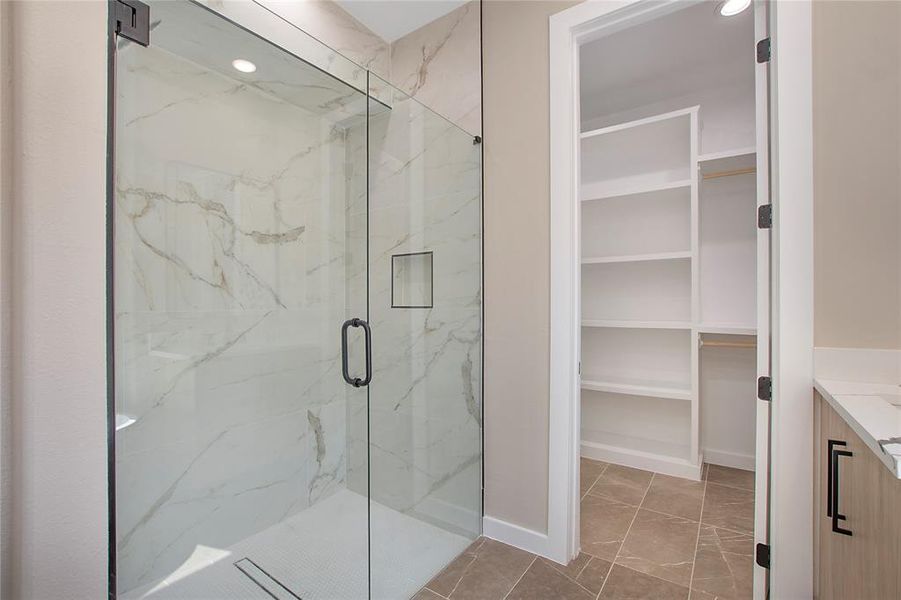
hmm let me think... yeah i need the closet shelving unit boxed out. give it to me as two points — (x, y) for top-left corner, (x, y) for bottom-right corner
(579, 104), (759, 479)
(579, 106), (701, 479)
(698, 147), (758, 338)
(696, 144), (758, 470)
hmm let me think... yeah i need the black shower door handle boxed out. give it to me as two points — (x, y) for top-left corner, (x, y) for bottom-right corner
(341, 318), (372, 388)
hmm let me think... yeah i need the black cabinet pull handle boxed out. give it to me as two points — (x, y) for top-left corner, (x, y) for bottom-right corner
(831, 446), (853, 536)
(341, 318), (372, 388)
(826, 439), (847, 518)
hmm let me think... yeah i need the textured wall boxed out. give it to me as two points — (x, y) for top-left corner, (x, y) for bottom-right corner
(7, 1), (109, 597)
(0, 1), (11, 596)
(482, 0), (581, 534)
(813, 0), (901, 350)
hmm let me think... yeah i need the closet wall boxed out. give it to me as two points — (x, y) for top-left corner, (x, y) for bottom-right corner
(579, 3), (758, 477)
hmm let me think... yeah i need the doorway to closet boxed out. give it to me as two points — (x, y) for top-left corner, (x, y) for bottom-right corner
(570, 1), (770, 598)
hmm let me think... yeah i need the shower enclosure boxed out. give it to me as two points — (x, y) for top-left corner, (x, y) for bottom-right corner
(108, 1), (482, 598)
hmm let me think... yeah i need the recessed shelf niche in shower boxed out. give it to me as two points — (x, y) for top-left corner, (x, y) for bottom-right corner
(391, 251), (434, 309)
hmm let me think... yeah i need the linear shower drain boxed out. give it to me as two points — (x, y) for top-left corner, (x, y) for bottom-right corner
(234, 557), (303, 600)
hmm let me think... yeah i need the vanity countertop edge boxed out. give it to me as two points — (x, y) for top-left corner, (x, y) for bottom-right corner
(814, 378), (901, 479)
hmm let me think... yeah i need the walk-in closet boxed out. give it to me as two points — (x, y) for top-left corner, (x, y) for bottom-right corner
(578, 1), (765, 482)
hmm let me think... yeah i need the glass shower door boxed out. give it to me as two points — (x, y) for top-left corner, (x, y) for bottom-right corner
(112, 2), (370, 598)
(366, 75), (483, 599)
(112, 3), (482, 599)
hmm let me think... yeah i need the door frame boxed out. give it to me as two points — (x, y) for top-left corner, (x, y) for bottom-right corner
(547, 1), (814, 598)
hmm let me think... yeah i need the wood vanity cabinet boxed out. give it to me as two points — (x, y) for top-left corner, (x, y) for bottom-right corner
(813, 391), (901, 599)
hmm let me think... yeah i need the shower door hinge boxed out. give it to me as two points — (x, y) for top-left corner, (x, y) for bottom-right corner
(757, 37), (771, 63)
(757, 204), (772, 229)
(114, 0), (150, 47)
(758, 376), (772, 402)
(755, 543), (770, 569)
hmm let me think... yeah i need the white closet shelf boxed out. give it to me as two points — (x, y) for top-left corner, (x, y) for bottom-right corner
(582, 319), (691, 330)
(581, 378), (691, 401)
(581, 251), (691, 265)
(697, 323), (756, 335)
(698, 146), (756, 163)
(581, 178), (691, 203)
(581, 106), (696, 140)
(699, 147), (756, 177)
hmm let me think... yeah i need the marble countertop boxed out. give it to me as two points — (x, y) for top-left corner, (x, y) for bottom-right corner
(814, 378), (901, 478)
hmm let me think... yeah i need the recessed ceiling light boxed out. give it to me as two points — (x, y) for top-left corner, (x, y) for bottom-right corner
(718, 0), (751, 17)
(231, 58), (257, 73)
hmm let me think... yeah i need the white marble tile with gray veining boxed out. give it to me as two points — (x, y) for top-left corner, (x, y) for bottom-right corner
(344, 91), (482, 539)
(389, 1), (481, 136)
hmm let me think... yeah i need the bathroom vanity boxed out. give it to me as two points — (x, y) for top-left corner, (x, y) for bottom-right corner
(813, 379), (901, 599)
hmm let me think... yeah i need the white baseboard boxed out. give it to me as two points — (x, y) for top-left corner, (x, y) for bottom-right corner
(581, 441), (703, 481)
(482, 516), (555, 561)
(703, 447), (755, 471)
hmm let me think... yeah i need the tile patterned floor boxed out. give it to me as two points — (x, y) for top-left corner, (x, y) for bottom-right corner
(415, 461), (755, 600)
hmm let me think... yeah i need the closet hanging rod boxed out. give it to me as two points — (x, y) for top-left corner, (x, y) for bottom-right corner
(699, 340), (757, 349)
(702, 167), (756, 180)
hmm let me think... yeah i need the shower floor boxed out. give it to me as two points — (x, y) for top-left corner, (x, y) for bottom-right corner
(123, 489), (472, 600)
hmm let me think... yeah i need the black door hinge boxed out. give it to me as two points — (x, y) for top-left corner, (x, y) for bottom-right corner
(758, 204), (772, 229)
(757, 37), (771, 63)
(755, 543), (770, 569)
(758, 376), (772, 401)
(114, 0), (150, 47)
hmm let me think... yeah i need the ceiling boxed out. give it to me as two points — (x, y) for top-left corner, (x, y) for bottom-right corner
(335, 0), (468, 42)
(579, 2), (755, 124)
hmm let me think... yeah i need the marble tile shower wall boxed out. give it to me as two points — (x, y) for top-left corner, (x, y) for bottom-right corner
(256, 0), (391, 81)
(113, 44), (362, 592)
(343, 94), (482, 537)
(247, 0), (481, 135)
(389, 1), (481, 136)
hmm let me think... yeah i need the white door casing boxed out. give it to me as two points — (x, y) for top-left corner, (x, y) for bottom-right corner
(548, 2), (813, 597)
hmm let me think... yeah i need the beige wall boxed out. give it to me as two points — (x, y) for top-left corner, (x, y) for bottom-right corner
(0, 1), (11, 596)
(813, 0), (901, 350)
(483, 0), (580, 534)
(6, 1), (109, 597)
